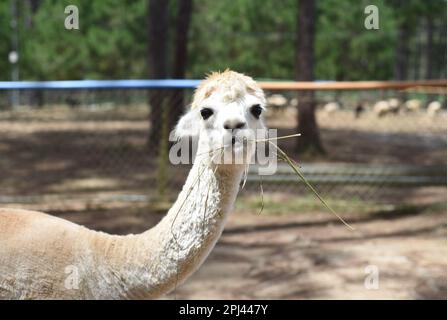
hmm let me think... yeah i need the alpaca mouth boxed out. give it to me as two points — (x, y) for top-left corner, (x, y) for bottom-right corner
(225, 137), (253, 161)
(226, 136), (246, 151)
(214, 134), (254, 164)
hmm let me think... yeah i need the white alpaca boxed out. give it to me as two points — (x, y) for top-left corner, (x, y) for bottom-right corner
(0, 70), (267, 299)
(290, 98), (298, 108)
(387, 98), (401, 114)
(266, 94), (288, 115)
(266, 94), (287, 108)
(427, 101), (442, 117)
(323, 101), (341, 115)
(373, 100), (390, 117)
(405, 99), (423, 112)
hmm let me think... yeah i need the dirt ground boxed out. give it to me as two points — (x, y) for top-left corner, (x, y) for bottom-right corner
(1, 106), (447, 299)
(1, 109), (446, 199)
(175, 208), (447, 300)
(35, 197), (445, 300)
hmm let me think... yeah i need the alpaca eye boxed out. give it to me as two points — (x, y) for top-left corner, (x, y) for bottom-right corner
(250, 104), (263, 119)
(200, 108), (214, 120)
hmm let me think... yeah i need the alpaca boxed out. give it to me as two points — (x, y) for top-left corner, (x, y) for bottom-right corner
(405, 99), (423, 112)
(387, 98), (401, 114)
(427, 101), (442, 117)
(373, 100), (391, 118)
(322, 101), (341, 115)
(0, 70), (267, 299)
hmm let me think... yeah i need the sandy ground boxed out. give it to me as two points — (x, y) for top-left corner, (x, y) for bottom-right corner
(166, 209), (447, 299)
(1, 107), (446, 299)
(43, 202), (447, 300)
(1, 107), (446, 201)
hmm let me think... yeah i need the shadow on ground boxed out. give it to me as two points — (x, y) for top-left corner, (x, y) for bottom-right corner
(47, 201), (447, 300)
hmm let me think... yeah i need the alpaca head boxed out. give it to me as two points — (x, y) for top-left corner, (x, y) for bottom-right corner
(175, 70), (267, 165)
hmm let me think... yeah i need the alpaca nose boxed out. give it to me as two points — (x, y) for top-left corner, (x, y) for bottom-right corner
(223, 120), (246, 130)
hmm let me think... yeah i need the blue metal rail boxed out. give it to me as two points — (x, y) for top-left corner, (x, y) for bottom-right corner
(0, 79), (201, 90)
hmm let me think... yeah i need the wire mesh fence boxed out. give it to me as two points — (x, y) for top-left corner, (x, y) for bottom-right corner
(0, 81), (446, 212)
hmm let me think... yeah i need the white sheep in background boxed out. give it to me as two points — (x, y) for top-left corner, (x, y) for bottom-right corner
(323, 101), (341, 114)
(267, 94), (288, 108)
(387, 98), (401, 114)
(289, 98), (298, 108)
(373, 100), (390, 117)
(266, 94), (288, 116)
(427, 101), (442, 117)
(405, 99), (423, 112)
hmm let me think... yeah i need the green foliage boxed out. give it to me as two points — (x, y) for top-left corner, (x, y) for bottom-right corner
(0, 0), (445, 81)
(316, 0), (397, 80)
(19, 0), (147, 80)
(188, 0), (297, 79)
(0, 1), (12, 79)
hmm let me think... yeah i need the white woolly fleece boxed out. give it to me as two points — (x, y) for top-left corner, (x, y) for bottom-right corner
(0, 147), (244, 299)
(0, 69), (264, 300)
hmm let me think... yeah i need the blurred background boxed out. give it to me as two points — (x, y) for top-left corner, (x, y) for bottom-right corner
(1, 0), (447, 299)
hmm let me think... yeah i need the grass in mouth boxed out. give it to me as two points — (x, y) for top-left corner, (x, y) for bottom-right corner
(254, 133), (355, 231)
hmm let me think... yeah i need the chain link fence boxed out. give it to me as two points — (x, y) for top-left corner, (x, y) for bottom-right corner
(0, 82), (446, 212)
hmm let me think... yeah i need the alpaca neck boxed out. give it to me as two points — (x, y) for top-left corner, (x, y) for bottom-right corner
(126, 152), (244, 299)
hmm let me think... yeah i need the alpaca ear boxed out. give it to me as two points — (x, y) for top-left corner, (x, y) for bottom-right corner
(174, 109), (201, 139)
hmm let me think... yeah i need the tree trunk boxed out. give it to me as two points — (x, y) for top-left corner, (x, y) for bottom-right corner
(147, 0), (169, 149)
(168, 0), (193, 133)
(394, 25), (409, 81)
(27, 0), (44, 108)
(394, 20), (410, 103)
(295, 0), (324, 154)
(425, 17), (434, 80)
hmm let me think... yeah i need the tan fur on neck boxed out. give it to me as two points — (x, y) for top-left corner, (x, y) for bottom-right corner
(0, 70), (263, 300)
